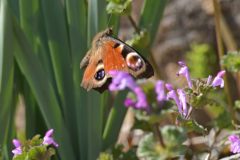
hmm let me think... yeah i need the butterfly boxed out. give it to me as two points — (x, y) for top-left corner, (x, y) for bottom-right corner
(80, 28), (154, 93)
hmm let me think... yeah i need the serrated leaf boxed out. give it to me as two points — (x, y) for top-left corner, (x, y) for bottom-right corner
(137, 125), (187, 160)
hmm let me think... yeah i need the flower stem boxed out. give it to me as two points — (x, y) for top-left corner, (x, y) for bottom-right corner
(127, 15), (161, 79)
(153, 123), (165, 148)
(128, 15), (140, 34)
(212, 0), (236, 122)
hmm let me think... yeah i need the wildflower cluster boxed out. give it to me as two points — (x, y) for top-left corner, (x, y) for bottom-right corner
(109, 61), (225, 119)
(104, 61), (230, 159)
(12, 129), (58, 159)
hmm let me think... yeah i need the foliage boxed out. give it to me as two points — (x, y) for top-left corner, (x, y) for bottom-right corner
(221, 51), (240, 72)
(98, 145), (138, 160)
(0, 0), (168, 160)
(137, 126), (187, 160)
(106, 0), (132, 15)
(13, 135), (56, 160)
(1, 0), (240, 159)
(186, 44), (217, 78)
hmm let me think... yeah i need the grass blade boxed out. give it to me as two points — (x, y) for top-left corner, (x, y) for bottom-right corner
(40, 0), (78, 153)
(87, 0), (108, 159)
(13, 20), (75, 159)
(139, 0), (168, 44)
(65, 0), (88, 159)
(102, 92), (127, 150)
(0, 0), (15, 152)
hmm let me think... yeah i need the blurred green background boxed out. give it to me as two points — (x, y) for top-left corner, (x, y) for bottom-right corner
(1, 0), (240, 159)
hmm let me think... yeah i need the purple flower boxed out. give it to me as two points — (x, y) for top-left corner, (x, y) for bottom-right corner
(109, 71), (137, 91)
(177, 61), (193, 89)
(228, 134), (240, 154)
(109, 71), (148, 109)
(134, 87), (148, 109)
(211, 70), (225, 88)
(12, 139), (22, 156)
(177, 89), (188, 117)
(124, 98), (136, 107)
(166, 84), (182, 114)
(207, 75), (212, 85)
(155, 80), (166, 102)
(166, 84), (189, 118)
(43, 129), (59, 147)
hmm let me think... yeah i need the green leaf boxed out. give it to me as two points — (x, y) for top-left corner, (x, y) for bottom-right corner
(126, 30), (150, 50)
(65, 0), (88, 159)
(106, 0), (132, 15)
(13, 19), (75, 160)
(137, 125), (187, 160)
(88, 0), (107, 44)
(139, 0), (168, 45)
(0, 0), (16, 158)
(87, 0), (109, 159)
(221, 51), (240, 72)
(180, 119), (207, 134)
(102, 92), (127, 150)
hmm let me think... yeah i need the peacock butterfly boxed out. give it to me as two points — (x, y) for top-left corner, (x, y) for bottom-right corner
(80, 28), (154, 93)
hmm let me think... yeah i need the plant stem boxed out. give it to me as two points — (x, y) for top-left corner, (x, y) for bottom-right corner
(128, 15), (140, 34)
(127, 15), (161, 79)
(153, 123), (165, 148)
(213, 0), (236, 121)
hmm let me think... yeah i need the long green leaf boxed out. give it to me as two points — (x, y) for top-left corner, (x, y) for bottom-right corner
(102, 92), (127, 149)
(0, 1), (15, 158)
(139, 0), (168, 45)
(87, 0), (108, 159)
(18, 0), (48, 138)
(65, 0), (88, 159)
(40, 0), (78, 154)
(13, 20), (75, 160)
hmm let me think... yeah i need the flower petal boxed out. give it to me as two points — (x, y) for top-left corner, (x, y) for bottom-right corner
(12, 147), (22, 156)
(211, 70), (225, 88)
(109, 71), (148, 110)
(177, 89), (188, 117)
(228, 134), (240, 154)
(43, 129), (59, 148)
(124, 98), (136, 107)
(12, 139), (21, 148)
(155, 80), (166, 102)
(177, 61), (193, 88)
(134, 87), (148, 109)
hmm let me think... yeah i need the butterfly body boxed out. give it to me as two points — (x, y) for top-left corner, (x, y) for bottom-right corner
(80, 28), (154, 92)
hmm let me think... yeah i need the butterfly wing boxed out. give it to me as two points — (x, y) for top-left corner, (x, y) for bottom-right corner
(80, 30), (154, 92)
(80, 48), (112, 92)
(102, 37), (154, 78)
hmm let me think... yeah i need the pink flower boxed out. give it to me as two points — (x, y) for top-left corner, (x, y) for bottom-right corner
(43, 129), (59, 147)
(177, 61), (193, 89)
(177, 89), (188, 117)
(211, 70), (225, 88)
(166, 84), (182, 115)
(155, 80), (166, 102)
(12, 139), (22, 156)
(166, 84), (189, 118)
(109, 71), (137, 91)
(228, 134), (240, 154)
(109, 71), (148, 110)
